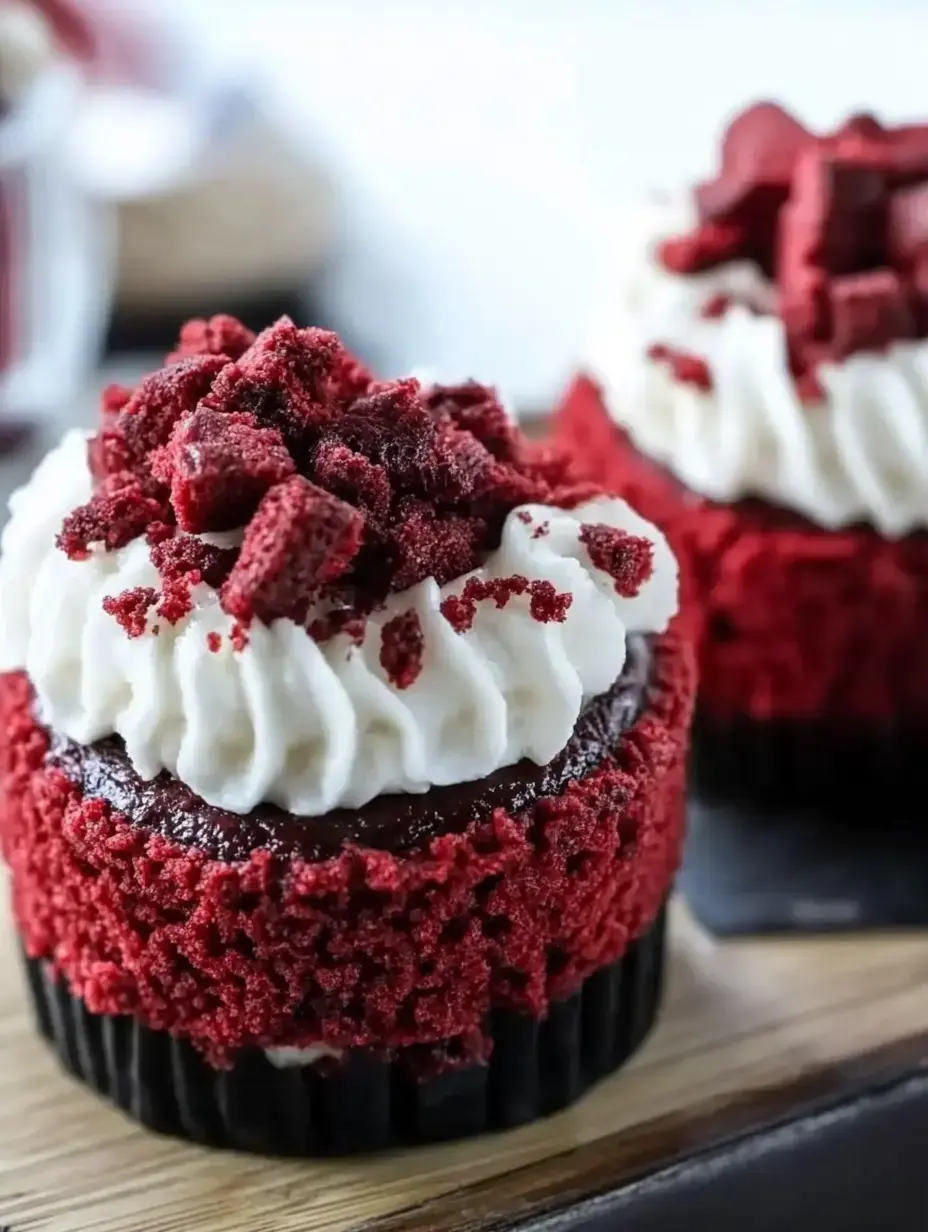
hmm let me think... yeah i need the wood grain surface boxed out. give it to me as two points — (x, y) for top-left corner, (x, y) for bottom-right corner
(2, 881), (928, 1232)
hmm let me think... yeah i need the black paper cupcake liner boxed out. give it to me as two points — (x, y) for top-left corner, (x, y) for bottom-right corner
(21, 903), (667, 1156)
(690, 712), (928, 817)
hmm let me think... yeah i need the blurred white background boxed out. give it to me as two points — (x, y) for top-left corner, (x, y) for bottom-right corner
(54, 0), (928, 406)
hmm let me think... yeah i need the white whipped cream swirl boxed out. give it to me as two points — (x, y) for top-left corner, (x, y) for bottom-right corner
(0, 430), (677, 816)
(586, 193), (928, 537)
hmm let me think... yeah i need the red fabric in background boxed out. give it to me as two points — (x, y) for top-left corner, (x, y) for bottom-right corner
(555, 376), (928, 725)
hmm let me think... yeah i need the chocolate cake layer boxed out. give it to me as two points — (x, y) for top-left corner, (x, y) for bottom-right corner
(47, 636), (652, 862)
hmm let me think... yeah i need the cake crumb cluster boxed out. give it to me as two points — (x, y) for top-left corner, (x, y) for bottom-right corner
(439, 576), (573, 634)
(53, 316), (625, 680)
(646, 344), (714, 393)
(579, 523), (654, 597)
(661, 104), (928, 397)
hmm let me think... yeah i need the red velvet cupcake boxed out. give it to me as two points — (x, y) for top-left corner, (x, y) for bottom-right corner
(0, 316), (693, 1154)
(556, 104), (928, 813)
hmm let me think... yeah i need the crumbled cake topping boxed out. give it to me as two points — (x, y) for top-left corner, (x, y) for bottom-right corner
(379, 609), (425, 689)
(439, 575), (573, 634)
(646, 344), (714, 393)
(59, 316), (600, 654)
(101, 587), (157, 639)
(661, 103), (928, 392)
(579, 524), (655, 597)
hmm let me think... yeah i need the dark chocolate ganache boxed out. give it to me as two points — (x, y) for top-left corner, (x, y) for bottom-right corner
(48, 635), (652, 863)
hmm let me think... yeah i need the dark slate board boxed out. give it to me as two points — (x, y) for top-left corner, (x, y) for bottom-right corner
(679, 794), (928, 936)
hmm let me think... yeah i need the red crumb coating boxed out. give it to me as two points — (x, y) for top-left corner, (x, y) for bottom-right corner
(166, 314), (256, 364)
(388, 501), (487, 592)
(659, 221), (747, 276)
(646, 345), (714, 393)
(0, 629), (693, 1065)
(556, 376), (928, 724)
(221, 476), (365, 626)
(88, 356), (228, 482)
(663, 104), (928, 387)
(439, 576), (572, 634)
(102, 588), (157, 638)
(700, 293), (733, 320)
(424, 381), (520, 461)
(155, 574), (199, 626)
(380, 609), (425, 689)
(307, 608), (367, 646)
(72, 315), (598, 640)
(101, 384), (133, 413)
(57, 473), (169, 561)
(312, 440), (392, 523)
(149, 535), (236, 592)
(579, 523), (654, 596)
(151, 407), (295, 534)
(528, 580), (572, 623)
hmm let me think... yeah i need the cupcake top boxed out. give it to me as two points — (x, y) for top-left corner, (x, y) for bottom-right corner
(0, 317), (677, 816)
(586, 103), (928, 537)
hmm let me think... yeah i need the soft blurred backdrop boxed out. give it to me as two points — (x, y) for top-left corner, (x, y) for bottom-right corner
(2, 0), (928, 443)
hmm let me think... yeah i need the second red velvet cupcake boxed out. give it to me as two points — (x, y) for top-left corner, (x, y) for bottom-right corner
(0, 316), (693, 1154)
(556, 104), (928, 813)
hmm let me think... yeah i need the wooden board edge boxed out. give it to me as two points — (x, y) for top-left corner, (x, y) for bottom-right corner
(353, 1031), (928, 1232)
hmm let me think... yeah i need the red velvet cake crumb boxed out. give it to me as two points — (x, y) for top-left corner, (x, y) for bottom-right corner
(646, 345), (714, 392)
(0, 629), (694, 1063)
(662, 103), (928, 389)
(528, 580), (572, 623)
(206, 632), (222, 653)
(579, 523), (654, 596)
(380, 609), (425, 688)
(103, 534), (240, 637)
(311, 440), (392, 523)
(149, 535), (236, 592)
(389, 502), (486, 592)
(440, 576), (529, 632)
(659, 220), (746, 275)
(100, 383), (132, 415)
(89, 356), (229, 482)
(63, 315), (602, 649)
(307, 608), (367, 646)
(167, 314), (256, 364)
(208, 320), (344, 448)
(144, 520), (175, 547)
(439, 575), (571, 633)
(152, 407), (296, 534)
(424, 381), (519, 461)
(701, 293), (733, 319)
(57, 474), (168, 561)
(155, 573), (200, 626)
(221, 476), (365, 627)
(102, 587), (157, 638)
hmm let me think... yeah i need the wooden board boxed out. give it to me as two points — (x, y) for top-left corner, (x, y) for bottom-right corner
(2, 878), (928, 1232)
